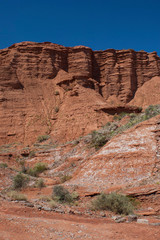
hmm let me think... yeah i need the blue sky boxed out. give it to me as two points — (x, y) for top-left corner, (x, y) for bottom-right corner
(0, 0), (160, 55)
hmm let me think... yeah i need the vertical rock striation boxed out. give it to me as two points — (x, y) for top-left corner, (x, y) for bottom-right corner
(0, 41), (160, 144)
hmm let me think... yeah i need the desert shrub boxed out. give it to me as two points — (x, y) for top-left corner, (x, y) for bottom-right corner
(36, 178), (45, 189)
(144, 105), (160, 119)
(88, 105), (160, 151)
(29, 150), (36, 158)
(27, 168), (37, 177)
(37, 135), (50, 143)
(13, 173), (29, 189)
(49, 200), (57, 209)
(129, 113), (137, 119)
(55, 90), (59, 95)
(7, 191), (27, 201)
(34, 162), (47, 173)
(39, 195), (52, 202)
(52, 185), (73, 203)
(71, 191), (79, 200)
(90, 131), (108, 150)
(114, 112), (128, 121)
(0, 162), (8, 168)
(91, 192), (134, 215)
(55, 106), (59, 113)
(27, 162), (47, 177)
(19, 160), (28, 173)
(60, 175), (72, 183)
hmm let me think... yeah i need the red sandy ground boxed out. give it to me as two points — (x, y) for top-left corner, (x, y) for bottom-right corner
(0, 201), (160, 240)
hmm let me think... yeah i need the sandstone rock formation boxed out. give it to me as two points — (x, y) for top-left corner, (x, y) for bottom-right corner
(129, 76), (160, 108)
(0, 42), (160, 144)
(67, 116), (160, 192)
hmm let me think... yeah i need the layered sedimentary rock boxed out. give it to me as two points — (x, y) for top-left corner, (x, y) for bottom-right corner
(0, 41), (160, 144)
(68, 116), (160, 192)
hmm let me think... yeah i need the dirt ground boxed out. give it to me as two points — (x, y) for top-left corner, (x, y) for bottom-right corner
(0, 201), (160, 240)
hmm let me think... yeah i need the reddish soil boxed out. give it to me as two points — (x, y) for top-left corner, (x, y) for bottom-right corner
(0, 201), (160, 240)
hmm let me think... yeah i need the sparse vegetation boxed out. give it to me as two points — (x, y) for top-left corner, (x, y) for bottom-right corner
(36, 178), (45, 189)
(37, 135), (50, 143)
(91, 192), (134, 215)
(89, 105), (160, 150)
(13, 173), (29, 189)
(27, 162), (47, 177)
(52, 185), (73, 203)
(29, 150), (36, 158)
(90, 131), (108, 150)
(55, 90), (59, 95)
(0, 162), (8, 168)
(49, 200), (58, 209)
(19, 160), (28, 173)
(71, 191), (79, 200)
(60, 175), (72, 183)
(7, 191), (27, 201)
(113, 112), (128, 121)
(55, 106), (59, 113)
(90, 123), (118, 150)
(39, 195), (52, 202)
(144, 104), (160, 119)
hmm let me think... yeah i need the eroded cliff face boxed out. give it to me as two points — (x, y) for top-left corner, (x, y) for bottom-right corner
(67, 116), (159, 192)
(0, 41), (160, 144)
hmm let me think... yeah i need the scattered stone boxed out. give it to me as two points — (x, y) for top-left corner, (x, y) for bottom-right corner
(148, 207), (153, 211)
(99, 211), (106, 217)
(137, 219), (149, 224)
(149, 223), (160, 226)
(85, 210), (93, 216)
(24, 202), (34, 208)
(127, 214), (137, 222)
(41, 207), (52, 211)
(54, 208), (65, 214)
(115, 217), (126, 223)
(35, 205), (42, 210)
(112, 215), (122, 221)
(73, 210), (82, 215)
(68, 209), (75, 215)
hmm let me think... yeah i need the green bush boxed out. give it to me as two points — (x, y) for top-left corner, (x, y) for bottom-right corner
(37, 135), (50, 143)
(52, 185), (73, 203)
(60, 175), (72, 183)
(71, 191), (79, 200)
(0, 162), (8, 168)
(36, 178), (45, 189)
(90, 131), (108, 150)
(144, 105), (160, 119)
(49, 200), (58, 209)
(114, 112), (128, 121)
(91, 192), (134, 215)
(27, 162), (47, 177)
(19, 160), (28, 173)
(7, 191), (27, 201)
(13, 173), (29, 189)
(27, 168), (37, 177)
(34, 162), (47, 173)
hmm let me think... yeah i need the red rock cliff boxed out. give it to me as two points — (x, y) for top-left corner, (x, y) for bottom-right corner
(0, 42), (160, 144)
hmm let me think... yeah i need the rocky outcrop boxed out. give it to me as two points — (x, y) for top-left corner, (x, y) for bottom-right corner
(0, 42), (160, 144)
(129, 76), (160, 108)
(68, 116), (160, 192)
